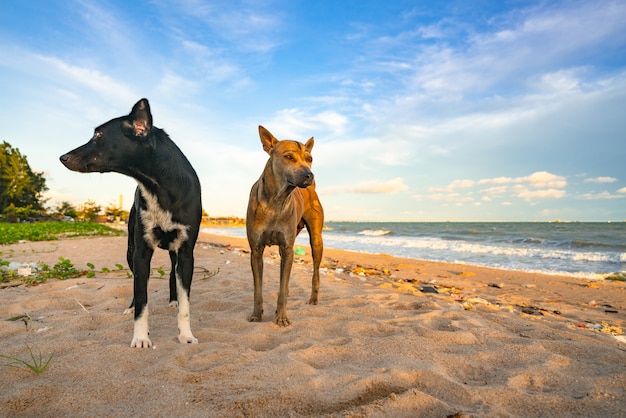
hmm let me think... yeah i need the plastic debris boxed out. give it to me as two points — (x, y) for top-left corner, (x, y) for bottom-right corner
(2, 262), (39, 277)
(294, 246), (305, 256)
(577, 322), (623, 335)
(520, 306), (544, 316)
(467, 297), (490, 305)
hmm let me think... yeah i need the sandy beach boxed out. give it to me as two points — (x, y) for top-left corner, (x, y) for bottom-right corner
(1, 233), (625, 417)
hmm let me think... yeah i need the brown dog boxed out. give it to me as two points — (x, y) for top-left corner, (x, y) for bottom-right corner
(246, 126), (324, 326)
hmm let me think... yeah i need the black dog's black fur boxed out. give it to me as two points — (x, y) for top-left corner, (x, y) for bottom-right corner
(60, 99), (202, 348)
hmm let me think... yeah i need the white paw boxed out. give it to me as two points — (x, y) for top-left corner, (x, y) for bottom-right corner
(130, 336), (152, 348)
(169, 300), (179, 308)
(132, 310), (150, 347)
(123, 307), (134, 315)
(178, 334), (198, 344)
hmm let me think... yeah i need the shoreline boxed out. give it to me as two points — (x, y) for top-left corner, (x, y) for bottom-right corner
(200, 232), (626, 328)
(199, 225), (625, 281)
(3, 232), (626, 330)
(1, 234), (625, 416)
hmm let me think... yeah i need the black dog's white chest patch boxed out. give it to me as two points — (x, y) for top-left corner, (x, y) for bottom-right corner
(138, 184), (189, 251)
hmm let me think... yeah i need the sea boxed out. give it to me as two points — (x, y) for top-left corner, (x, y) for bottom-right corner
(201, 221), (626, 280)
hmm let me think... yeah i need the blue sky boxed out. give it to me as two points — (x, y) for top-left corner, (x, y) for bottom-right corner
(1, 0), (625, 221)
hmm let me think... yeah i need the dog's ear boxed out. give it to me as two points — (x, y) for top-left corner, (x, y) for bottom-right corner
(304, 137), (314, 152)
(126, 98), (153, 138)
(259, 126), (279, 154)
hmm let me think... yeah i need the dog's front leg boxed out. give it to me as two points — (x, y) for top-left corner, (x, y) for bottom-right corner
(275, 244), (294, 326)
(130, 245), (153, 348)
(307, 222), (324, 306)
(124, 206), (137, 313)
(168, 251), (178, 307)
(248, 246), (264, 322)
(175, 244), (197, 344)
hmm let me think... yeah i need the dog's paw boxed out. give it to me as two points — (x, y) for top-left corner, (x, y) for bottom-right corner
(274, 315), (292, 327)
(130, 337), (152, 348)
(248, 311), (263, 322)
(169, 300), (179, 308)
(123, 307), (134, 315)
(178, 334), (198, 344)
(307, 298), (318, 305)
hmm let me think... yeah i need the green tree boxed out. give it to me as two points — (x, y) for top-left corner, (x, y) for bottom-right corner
(53, 201), (78, 219)
(104, 201), (129, 222)
(0, 142), (48, 213)
(77, 200), (101, 222)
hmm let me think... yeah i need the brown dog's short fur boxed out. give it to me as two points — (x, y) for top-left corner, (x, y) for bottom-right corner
(246, 126), (324, 326)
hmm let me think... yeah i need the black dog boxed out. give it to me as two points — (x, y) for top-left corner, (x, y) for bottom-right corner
(60, 98), (202, 348)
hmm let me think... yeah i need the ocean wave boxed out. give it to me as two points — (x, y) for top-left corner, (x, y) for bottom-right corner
(200, 225), (624, 277)
(512, 237), (547, 245)
(322, 233), (626, 266)
(357, 229), (392, 237)
(571, 239), (626, 250)
(508, 237), (625, 250)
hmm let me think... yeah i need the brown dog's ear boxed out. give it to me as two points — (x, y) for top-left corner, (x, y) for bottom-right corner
(127, 98), (153, 138)
(259, 125), (279, 154)
(304, 137), (314, 152)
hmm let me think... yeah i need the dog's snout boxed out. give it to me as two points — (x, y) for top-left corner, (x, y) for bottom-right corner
(59, 153), (72, 167)
(300, 170), (314, 187)
(59, 152), (86, 172)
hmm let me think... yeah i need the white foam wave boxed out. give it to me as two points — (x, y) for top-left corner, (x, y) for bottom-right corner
(326, 234), (624, 264)
(200, 227), (624, 278)
(357, 229), (392, 237)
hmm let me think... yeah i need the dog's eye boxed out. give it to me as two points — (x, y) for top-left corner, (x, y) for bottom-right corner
(306, 156), (313, 163)
(93, 131), (103, 141)
(284, 154), (294, 161)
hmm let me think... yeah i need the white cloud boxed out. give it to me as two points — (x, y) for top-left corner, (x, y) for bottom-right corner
(584, 176), (618, 183)
(37, 55), (136, 104)
(178, 39), (247, 84)
(428, 171), (568, 204)
(516, 188), (566, 200)
(428, 192), (475, 204)
(478, 176), (513, 185)
(515, 171), (567, 189)
(428, 179), (474, 193)
(267, 108), (348, 139)
(173, 1), (283, 54)
(480, 186), (509, 196)
(577, 191), (625, 200)
(356, 1), (626, 139)
(436, 171), (566, 193)
(478, 172), (568, 189)
(156, 72), (199, 98)
(536, 69), (583, 92)
(320, 177), (409, 195)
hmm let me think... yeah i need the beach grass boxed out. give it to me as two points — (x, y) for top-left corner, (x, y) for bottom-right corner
(0, 221), (124, 245)
(0, 345), (53, 375)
